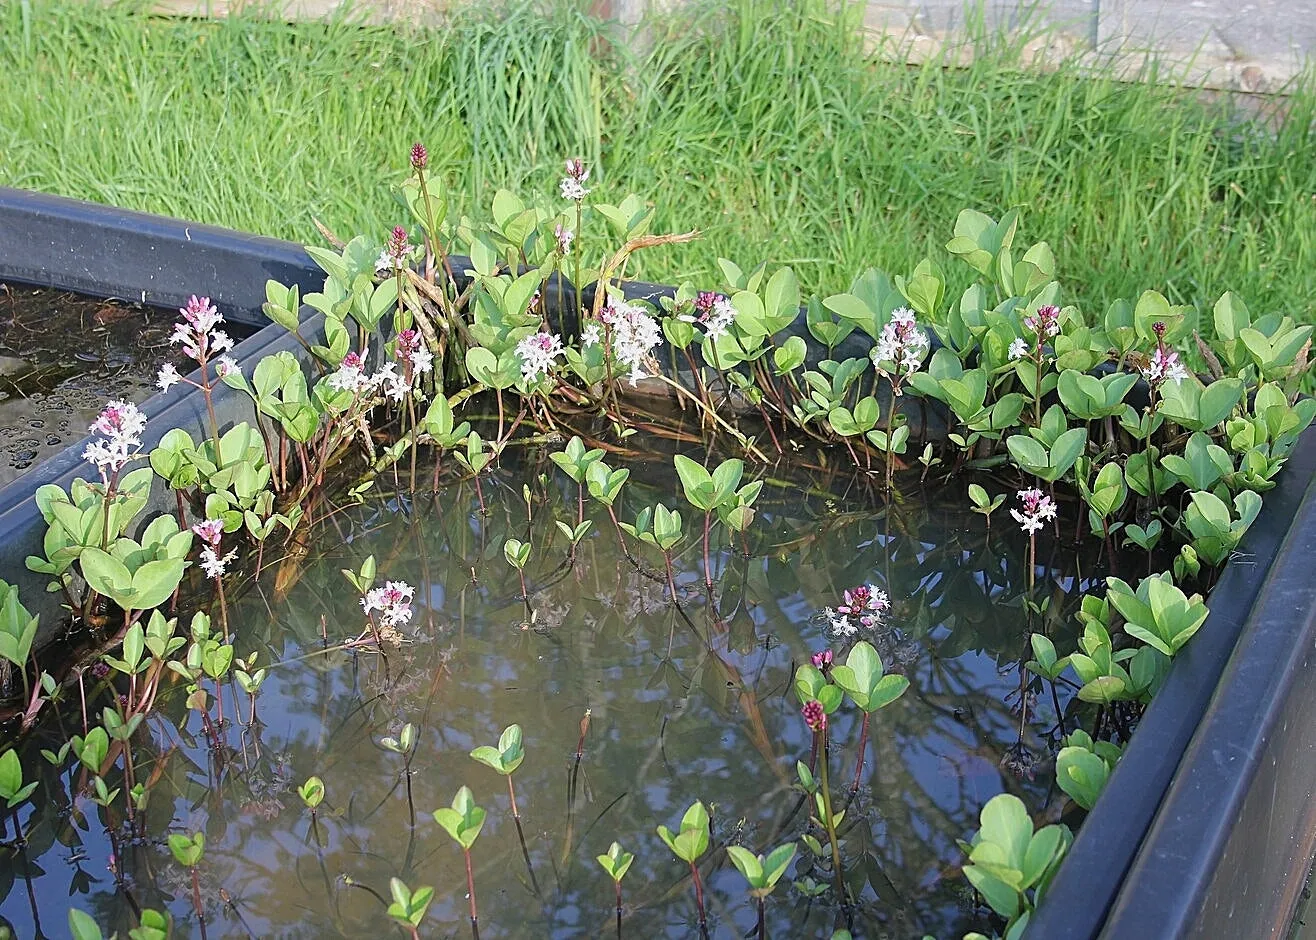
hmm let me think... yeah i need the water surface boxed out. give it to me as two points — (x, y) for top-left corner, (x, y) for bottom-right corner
(0, 447), (1108, 938)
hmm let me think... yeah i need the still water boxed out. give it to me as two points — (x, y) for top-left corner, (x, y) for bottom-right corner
(0, 287), (244, 486)
(1, 445), (1109, 938)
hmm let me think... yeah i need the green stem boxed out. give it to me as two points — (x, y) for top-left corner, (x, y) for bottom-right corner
(816, 728), (847, 910)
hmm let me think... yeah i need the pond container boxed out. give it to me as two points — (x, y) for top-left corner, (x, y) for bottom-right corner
(3, 186), (1315, 939)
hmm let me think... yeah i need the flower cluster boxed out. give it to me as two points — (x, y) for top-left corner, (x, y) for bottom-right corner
(824, 583), (890, 638)
(1009, 304), (1062, 361)
(376, 226), (414, 275)
(516, 331), (566, 382)
(601, 297), (663, 385)
(328, 351), (372, 394)
(801, 700), (827, 734)
(192, 518), (236, 579)
(560, 159), (590, 202)
(581, 322), (602, 348)
(326, 350), (420, 403)
(1023, 304), (1061, 340)
(1142, 347), (1189, 386)
(160, 296), (236, 392)
(679, 291), (737, 343)
(410, 141), (428, 171)
(555, 223), (574, 256)
(811, 649), (833, 669)
(871, 306), (930, 379)
(1010, 488), (1057, 534)
(83, 400), (147, 477)
(361, 581), (416, 630)
(1141, 323), (1188, 387)
(375, 364), (410, 402)
(394, 328), (434, 379)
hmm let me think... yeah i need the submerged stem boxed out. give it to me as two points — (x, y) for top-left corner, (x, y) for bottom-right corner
(850, 712), (870, 795)
(702, 510), (713, 591)
(464, 848), (480, 940)
(816, 728), (849, 919)
(690, 860), (709, 940)
(191, 866), (209, 940)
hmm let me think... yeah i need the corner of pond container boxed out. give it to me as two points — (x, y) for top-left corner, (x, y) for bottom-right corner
(1026, 424), (1316, 939)
(0, 317), (324, 654)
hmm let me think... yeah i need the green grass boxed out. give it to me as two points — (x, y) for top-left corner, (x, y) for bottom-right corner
(2, 0), (1315, 320)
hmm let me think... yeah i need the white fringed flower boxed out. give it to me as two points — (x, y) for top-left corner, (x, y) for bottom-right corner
(1141, 347), (1188, 386)
(871, 307), (929, 378)
(560, 159), (590, 201)
(83, 400), (146, 476)
(516, 331), (565, 382)
(328, 352), (372, 393)
(1010, 488), (1057, 534)
(200, 546), (237, 579)
(560, 178), (589, 201)
(362, 580), (416, 629)
(601, 298), (663, 385)
(157, 363), (182, 392)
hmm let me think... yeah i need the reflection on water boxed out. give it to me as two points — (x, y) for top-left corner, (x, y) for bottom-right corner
(0, 449), (1112, 938)
(0, 287), (220, 486)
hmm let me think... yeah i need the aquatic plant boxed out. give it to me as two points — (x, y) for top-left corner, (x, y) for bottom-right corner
(656, 800), (712, 938)
(385, 877), (433, 940)
(470, 723), (539, 895)
(726, 842), (797, 940)
(167, 831), (208, 938)
(432, 786), (487, 940)
(830, 640), (909, 793)
(596, 841), (635, 939)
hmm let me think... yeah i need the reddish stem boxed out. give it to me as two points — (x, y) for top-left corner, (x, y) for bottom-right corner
(191, 866), (209, 940)
(464, 848), (480, 940)
(689, 861), (709, 939)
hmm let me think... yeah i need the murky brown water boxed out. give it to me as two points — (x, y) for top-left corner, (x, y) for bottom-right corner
(0, 439), (1109, 938)
(0, 286), (193, 486)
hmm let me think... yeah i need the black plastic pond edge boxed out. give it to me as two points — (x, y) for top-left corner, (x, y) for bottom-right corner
(2, 188), (1315, 938)
(0, 186), (324, 328)
(1028, 426), (1316, 939)
(1097, 433), (1316, 939)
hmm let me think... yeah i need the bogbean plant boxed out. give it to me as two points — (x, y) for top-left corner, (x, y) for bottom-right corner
(1, 145), (1312, 938)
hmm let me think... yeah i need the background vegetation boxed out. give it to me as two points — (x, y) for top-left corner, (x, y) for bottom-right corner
(2, 0), (1314, 318)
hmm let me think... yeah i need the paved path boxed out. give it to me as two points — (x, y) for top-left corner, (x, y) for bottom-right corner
(144, 0), (1315, 91)
(859, 0), (1316, 91)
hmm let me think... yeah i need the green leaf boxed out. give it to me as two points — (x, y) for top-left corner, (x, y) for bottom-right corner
(1006, 435), (1048, 473)
(597, 841), (635, 882)
(167, 831), (205, 867)
(68, 909), (105, 940)
(79, 548), (134, 606)
(1056, 747), (1111, 811)
(129, 558), (188, 611)
(978, 793), (1032, 869)
(726, 845), (764, 884)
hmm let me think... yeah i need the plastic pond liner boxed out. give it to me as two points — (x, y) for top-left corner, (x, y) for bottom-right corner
(1, 187), (1315, 939)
